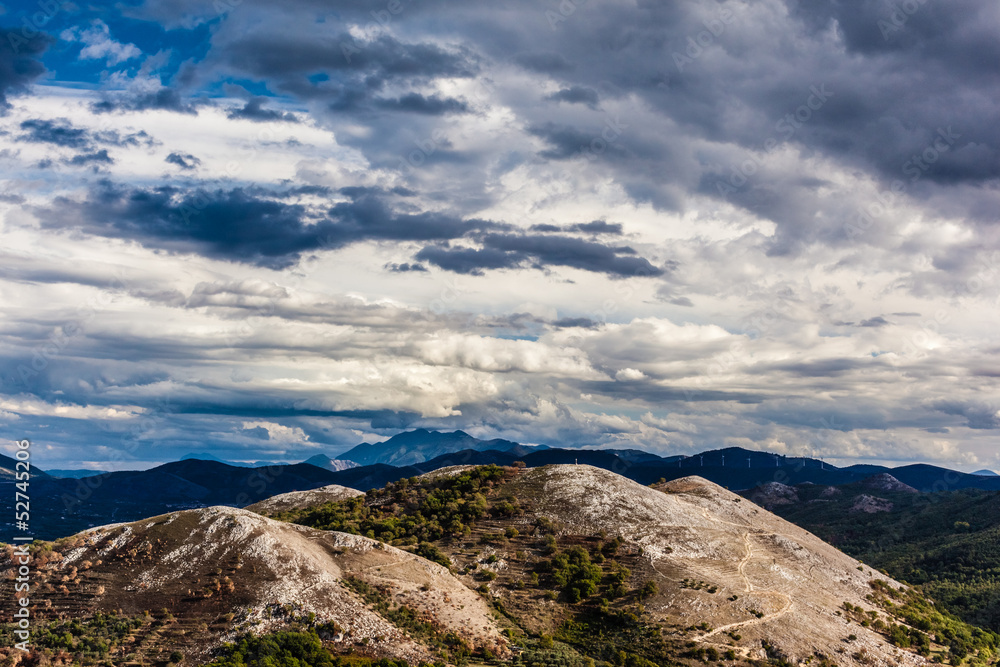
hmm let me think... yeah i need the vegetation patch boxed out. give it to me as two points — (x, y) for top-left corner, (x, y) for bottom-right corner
(0, 611), (149, 665)
(203, 629), (423, 667)
(276, 466), (518, 552)
(772, 487), (1000, 632)
(866, 579), (1000, 665)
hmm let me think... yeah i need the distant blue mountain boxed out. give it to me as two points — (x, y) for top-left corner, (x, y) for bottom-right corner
(973, 469), (999, 477)
(340, 429), (547, 466)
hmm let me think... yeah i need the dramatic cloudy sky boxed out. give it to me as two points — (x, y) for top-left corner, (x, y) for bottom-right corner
(0, 0), (998, 471)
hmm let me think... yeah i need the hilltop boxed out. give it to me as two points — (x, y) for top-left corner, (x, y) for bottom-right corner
(245, 484), (364, 515)
(1, 506), (506, 665)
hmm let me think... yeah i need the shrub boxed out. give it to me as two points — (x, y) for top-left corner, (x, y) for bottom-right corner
(639, 581), (659, 600)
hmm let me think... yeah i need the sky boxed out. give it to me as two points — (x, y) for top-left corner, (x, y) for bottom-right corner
(0, 0), (997, 471)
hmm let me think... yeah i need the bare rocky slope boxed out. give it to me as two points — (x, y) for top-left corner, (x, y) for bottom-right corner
(532, 467), (922, 665)
(2, 506), (506, 664)
(257, 464), (946, 667)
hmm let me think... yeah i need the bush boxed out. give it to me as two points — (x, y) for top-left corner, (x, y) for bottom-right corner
(639, 581), (659, 600)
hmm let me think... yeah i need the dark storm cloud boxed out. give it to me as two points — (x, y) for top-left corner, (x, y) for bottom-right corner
(218, 31), (476, 109)
(0, 28), (49, 111)
(414, 245), (516, 275)
(226, 96), (299, 123)
(761, 358), (872, 377)
(552, 317), (597, 329)
(932, 401), (1000, 430)
(513, 51), (574, 73)
(168, 402), (421, 428)
(576, 380), (764, 404)
(324, 193), (501, 246)
(64, 149), (114, 166)
(28, 178), (660, 278)
(416, 234), (664, 277)
(547, 86), (599, 109)
(19, 119), (90, 148)
(17, 120), (159, 162)
(573, 220), (623, 235)
(528, 122), (629, 161)
(374, 93), (469, 115)
(40, 184), (330, 269)
(530, 220), (623, 235)
(385, 262), (428, 273)
(165, 152), (200, 170)
(92, 88), (197, 114)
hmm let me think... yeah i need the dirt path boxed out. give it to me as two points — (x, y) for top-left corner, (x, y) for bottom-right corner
(670, 508), (795, 655)
(357, 556), (419, 574)
(737, 531), (754, 593)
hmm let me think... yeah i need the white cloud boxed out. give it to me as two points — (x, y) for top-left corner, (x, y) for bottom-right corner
(240, 421), (310, 445)
(62, 21), (142, 66)
(615, 368), (645, 381)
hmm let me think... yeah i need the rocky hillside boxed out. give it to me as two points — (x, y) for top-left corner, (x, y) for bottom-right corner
(6, 464), (995, 667)
(263, 464), (994, 667)
(533, 467), (925, 665)
(0, 506), (506, 665)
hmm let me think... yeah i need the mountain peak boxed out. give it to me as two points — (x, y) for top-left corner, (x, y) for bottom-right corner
(341, 429), (529, 466)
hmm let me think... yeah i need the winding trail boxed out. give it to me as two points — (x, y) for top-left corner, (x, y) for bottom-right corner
(654, 506), (795, 656)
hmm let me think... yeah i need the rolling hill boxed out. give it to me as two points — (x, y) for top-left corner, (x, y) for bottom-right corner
(1, 506), (506, 665)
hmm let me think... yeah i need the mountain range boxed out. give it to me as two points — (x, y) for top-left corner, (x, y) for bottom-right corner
(5, 430), (1000, 541)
